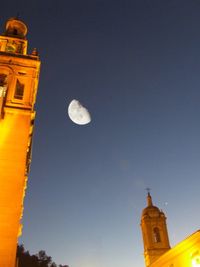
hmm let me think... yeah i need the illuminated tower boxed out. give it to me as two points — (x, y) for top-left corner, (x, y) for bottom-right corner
(0, 18), (40, 267)
(140, 192), (171, 267)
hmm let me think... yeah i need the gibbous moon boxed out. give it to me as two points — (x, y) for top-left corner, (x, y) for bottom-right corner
(68, 99), (91, 125)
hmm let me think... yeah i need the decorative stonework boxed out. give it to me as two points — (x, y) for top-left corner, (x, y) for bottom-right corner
(0, 18), (41, 267)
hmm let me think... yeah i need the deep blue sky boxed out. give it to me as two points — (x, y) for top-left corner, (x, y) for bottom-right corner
(2, 1), (200, 266)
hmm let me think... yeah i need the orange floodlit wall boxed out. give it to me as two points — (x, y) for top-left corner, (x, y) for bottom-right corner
(0, 18), (40, 267)
(150, 230), (200, 267)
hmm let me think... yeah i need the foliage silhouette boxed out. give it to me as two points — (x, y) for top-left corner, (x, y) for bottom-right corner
(17, 244), (69, 267)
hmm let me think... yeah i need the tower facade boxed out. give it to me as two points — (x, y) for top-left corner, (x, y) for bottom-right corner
(140, 192), (170, 267)
(0, 18), (40, 267)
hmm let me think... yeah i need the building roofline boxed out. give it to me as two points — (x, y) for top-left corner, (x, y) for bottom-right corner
(150, 230), (200, 266)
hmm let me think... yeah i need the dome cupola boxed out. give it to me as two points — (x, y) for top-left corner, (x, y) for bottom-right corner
(4, 17), (27, 39)
(142, 192), (163, 218)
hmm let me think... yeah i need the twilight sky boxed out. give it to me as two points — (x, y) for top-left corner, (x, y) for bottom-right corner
(1, 1), (200, 266)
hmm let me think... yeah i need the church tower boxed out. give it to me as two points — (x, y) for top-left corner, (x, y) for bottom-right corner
(140, 192), (170, 267)
(0, 18), (40, 267)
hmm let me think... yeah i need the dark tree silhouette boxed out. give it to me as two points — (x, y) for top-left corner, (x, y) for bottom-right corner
(37, 250), (52, 267)
(17, 244), (69, 267)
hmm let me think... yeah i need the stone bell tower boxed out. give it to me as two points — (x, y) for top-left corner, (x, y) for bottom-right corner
(0, 18), (40, 267)
(140, 192), (171, 267)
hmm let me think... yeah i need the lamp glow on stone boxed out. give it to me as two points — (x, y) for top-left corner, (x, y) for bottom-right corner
(68, 99), (91, 125)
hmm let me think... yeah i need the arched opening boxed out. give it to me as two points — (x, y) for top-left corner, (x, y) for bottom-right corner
(14, 79), (24, 100)
(153, 227), (161, 243)
(13, 28), (18, 35)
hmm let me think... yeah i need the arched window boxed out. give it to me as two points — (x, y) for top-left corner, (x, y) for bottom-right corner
(14, 79), (24, 100)
(153, 227), (161, 243)
(0, 74), (7, 87)
(0, 74), (7, 116)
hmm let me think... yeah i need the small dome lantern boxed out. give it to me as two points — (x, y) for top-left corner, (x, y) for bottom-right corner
(5, 18), (27, 39)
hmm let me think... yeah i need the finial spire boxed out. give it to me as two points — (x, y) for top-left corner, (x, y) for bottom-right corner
(146, 188), (153, 206)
